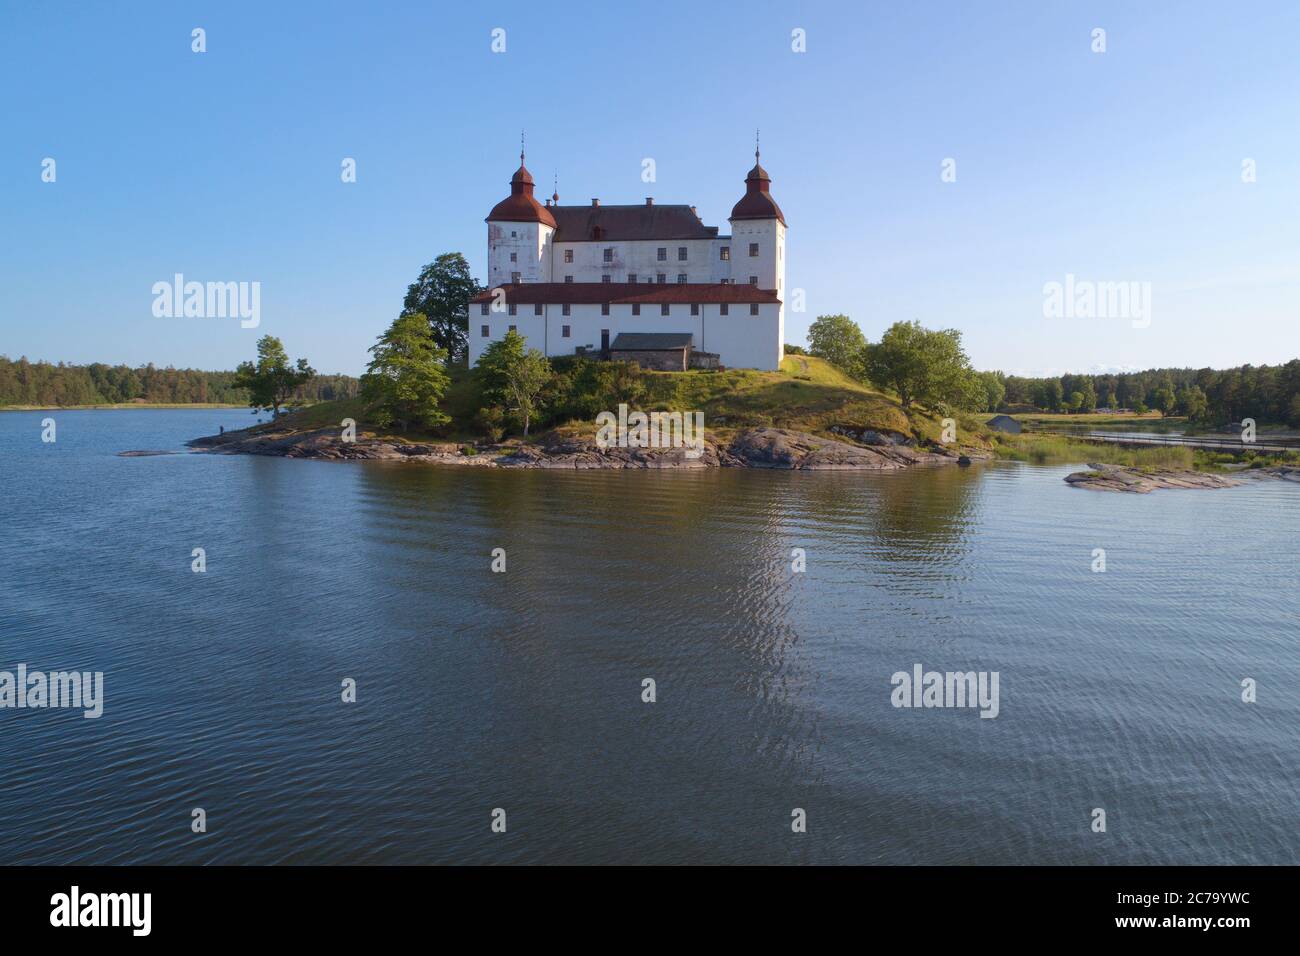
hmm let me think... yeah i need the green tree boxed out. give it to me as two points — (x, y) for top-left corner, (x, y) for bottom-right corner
(360, 312), (451, 432)
(806, 314), (866, 374)
(1175, 385), (1208, 421)
(860, 320), (978, 411)
(402, 253), (483, 364)
(475, 330), (553, 436)
(232, 335), (315, 417)
(975, 370), (1006, 412)
(1151, 387), (1176, 416)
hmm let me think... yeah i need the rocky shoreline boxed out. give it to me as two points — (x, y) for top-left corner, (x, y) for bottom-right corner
(1064, 461), (1300, 493)
(185, 424), (989, 471)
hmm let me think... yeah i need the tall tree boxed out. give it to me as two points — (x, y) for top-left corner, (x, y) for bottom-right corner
(360, 312), (451, 432)
(475, 330), (553, 436)
(232, 335), (315, 417)
(806, 314), (867, 374)
(402, 253), (483, 364)
(860, 320), (979, 411)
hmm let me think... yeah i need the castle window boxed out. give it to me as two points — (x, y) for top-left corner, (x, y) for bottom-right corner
(602, 274), (611, 283)
(509, 324), (517, 332)
(562, 304), (571, 316)
(511, 271), (520, 283)
(509, 303), (517, 315)
(510, 252), (517, 262)
(632, 304), (641, 316)
(628, 274), (637, 283)
(750, 304), (759, 316)
(678, 247), (688, 261)
(565, 275), (574, 283)
(690, 304), (699, 316)
(564, 249), (573, 263)
(749, 242), (759, 257)
(749, 276), (758, 285)
(602, 303), (610, 316)
(660, 304), (670, 316)
(481, 325), (490, 337)
(534, 304), (543, 316)
(657, 247), (667, 261)
(677, 274), (687, 284)
(480, 303), (489, 315)
(603, 248), (614, 263)
(656, 274), (666, 284)
(720, 304), (729, 316)
(562, 325), (571, 338)
(511, 231), (517, 238)
(720, 246), (730, 260)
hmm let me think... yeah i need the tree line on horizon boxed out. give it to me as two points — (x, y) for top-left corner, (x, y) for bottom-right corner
(997, 363), (1300, 425)
(799, 313), (1300, 427)
(0, 355), (358, 408)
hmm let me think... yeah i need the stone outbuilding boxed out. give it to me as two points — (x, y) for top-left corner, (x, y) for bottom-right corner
(610, 333), (695, 372)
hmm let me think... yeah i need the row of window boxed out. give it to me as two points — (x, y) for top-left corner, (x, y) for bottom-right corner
(479, 301), (759, 333)
(548, 243), (761, 264)
(556, 273), (761, 285)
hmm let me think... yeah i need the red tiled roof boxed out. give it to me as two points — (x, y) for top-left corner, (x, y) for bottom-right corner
(487, 162), (557, 227)
(549, 204), (718, 242)
(730, 162), (786, 225)
(469, 282), (780, 305)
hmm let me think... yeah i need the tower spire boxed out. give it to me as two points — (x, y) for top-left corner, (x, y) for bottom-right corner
(755, 128), (760, 163)
(552, 173), (559, 205)
(520, 130), (525, 166)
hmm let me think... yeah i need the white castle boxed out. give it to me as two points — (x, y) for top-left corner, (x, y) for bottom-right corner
(469, 145), (786, 371)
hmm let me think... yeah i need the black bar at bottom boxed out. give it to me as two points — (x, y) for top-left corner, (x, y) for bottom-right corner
(0, 865), (1278, 941)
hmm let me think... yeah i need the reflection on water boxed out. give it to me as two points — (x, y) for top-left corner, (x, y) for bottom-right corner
(0, 410), (1297, 864)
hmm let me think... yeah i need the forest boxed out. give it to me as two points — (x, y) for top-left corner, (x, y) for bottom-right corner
(999, 361), (1300, 425)
(0, 356), (357, 408)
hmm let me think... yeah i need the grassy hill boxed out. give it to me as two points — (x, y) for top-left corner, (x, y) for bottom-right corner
(258, 355), (995, 450)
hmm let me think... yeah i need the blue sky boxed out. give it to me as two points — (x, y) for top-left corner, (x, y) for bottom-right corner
(3, 1), (1298, 377)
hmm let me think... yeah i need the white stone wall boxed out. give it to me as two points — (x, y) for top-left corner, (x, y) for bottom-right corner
(546, 237), (724, 284)
(486, 220), (553, 287)
(469, 302), (782, 371)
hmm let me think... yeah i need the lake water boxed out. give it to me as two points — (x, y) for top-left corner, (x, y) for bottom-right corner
(1, 409), (1296, 865)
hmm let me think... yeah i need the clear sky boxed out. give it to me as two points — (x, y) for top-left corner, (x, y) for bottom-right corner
(3, 1), (1298, 377)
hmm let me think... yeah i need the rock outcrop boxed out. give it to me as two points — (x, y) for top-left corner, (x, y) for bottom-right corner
(188, 424), (988, 472)
(1064, 462), (1242, 493)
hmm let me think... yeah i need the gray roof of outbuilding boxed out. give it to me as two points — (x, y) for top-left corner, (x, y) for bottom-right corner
(610, 333), (694, 351)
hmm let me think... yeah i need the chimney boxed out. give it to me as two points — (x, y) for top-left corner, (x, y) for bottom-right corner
(690, 205), (697, 217)
(645, 197), (654, 206)
(591, 198), (600, 206)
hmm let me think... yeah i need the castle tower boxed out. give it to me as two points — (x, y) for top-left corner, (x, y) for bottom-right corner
(729, 144), (786, 367)
(485, 148), (556, 287)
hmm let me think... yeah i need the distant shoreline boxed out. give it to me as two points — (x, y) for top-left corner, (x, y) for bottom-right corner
(1, 403), (250, 412)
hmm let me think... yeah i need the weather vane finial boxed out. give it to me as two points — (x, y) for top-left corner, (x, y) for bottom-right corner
(520, 130), (525, 165)
(755, 128), (760, 163)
